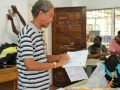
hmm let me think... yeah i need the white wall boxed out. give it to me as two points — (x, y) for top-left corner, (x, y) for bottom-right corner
(0, 0), (28, 44)
(28, 0), (72, 7)
(72, 0), (120, 10)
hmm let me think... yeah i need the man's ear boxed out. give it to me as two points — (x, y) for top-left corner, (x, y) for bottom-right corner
(38, 10), (43, 17)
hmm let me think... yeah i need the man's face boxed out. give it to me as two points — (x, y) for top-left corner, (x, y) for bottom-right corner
(116, 35), (120, 44)
(41, 8), (54, 28)
(93, 37), (100, 45)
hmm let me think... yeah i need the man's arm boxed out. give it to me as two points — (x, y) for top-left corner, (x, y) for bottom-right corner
(102, 45), (109, 55)
(88, 54), (102, 59)
(46, 54), (70, 63)
(7, 14), (19, 35)
(24, 56), (69, 71)
(46, 55), (60, 63)
(11, 5), (26, 26)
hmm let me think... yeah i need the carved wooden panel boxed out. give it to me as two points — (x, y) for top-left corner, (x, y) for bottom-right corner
(52, 7), (86, 87)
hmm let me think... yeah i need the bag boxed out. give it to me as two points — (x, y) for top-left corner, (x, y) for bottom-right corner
(102, 55), (120, 87)
(0, 43), (17, 67)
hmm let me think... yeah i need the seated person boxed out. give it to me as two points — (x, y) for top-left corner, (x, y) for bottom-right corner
(88, 44), (105, 59)
(88, 36), (108, 55)
(109, 31), (120, 55)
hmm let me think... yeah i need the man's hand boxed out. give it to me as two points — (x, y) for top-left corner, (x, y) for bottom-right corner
(57, 54), (70, 67)
(11, 5), (18, 13)
(7, 14), (13, 21)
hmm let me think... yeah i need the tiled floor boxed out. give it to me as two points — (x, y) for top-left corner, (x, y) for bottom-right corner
(0, 81), (60, 90)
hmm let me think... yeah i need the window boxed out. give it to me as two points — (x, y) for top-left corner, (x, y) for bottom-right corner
(86, 8), (120, 48)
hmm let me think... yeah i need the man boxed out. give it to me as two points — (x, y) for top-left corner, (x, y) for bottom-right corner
(88, 44), (103, 59)
(16, 0), (70, 90)
(109, 31), (120, 55)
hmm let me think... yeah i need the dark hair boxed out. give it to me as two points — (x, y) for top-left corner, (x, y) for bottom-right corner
(118, 31), (120, 35)
(91, 44), (100, 50)
(96, 36), (102, 41)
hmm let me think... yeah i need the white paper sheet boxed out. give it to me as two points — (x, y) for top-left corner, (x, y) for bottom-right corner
(57, 88), (65, 90)
(7, 6), (16, 20)
(63, 50), (88, 67)
(65, 66), (88, 82)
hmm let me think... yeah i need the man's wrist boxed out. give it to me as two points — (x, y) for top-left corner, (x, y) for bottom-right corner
(57, 54), (61, 61)
(53, 62), (56, 68)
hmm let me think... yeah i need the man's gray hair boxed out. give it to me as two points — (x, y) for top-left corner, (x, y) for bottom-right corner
(31, 0), (54, 18)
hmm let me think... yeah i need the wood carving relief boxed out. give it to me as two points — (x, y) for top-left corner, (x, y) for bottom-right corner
(52, 7), (86, 86)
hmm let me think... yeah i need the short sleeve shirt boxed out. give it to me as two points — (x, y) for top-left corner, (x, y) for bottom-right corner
(17, 22), (49, 90)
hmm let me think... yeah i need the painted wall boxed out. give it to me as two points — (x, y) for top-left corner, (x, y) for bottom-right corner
(28, 0), (72, 7)
(0, 0), (28, 44)
(28, 0), (120, 9)
(72, 0), (120, 10)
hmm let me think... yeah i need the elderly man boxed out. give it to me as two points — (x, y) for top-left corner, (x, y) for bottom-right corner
(16, 0), (70, 90)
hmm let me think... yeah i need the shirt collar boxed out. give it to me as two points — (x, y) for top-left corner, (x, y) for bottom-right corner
(27, 21), (44, 34)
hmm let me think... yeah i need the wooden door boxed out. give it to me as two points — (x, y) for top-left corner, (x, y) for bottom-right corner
(52, 7), (86, 87)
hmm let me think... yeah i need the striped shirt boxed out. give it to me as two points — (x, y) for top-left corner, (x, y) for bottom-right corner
(17, 22), (49, 90)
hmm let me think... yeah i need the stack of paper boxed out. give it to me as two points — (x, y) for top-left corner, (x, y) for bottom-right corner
(63, 50), (88, 82)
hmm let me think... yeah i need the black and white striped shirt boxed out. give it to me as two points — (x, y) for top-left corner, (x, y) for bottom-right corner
(17, 22), (49, 90)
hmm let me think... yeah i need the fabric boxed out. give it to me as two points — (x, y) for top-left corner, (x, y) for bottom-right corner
(0, 43), (17, 65)
(102, 63), (120, 87)
(88, 44), (103, 55)
(102, 55), (120, 87)
(109, 38), (120, 54)
(0, 47), (17, 58)
(17, 21), (49, 90)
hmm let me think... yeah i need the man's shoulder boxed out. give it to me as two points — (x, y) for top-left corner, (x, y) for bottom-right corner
(20, 24), (33, 35)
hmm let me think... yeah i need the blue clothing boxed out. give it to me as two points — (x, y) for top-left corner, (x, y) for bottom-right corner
(102, 62), (120, 78)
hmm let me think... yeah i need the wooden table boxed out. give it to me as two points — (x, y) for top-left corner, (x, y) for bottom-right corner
(86, 59), (104, 66)
(0, 66), (18, 90)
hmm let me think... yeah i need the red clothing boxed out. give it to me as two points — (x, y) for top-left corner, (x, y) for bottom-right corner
(109, 38), (120, 54)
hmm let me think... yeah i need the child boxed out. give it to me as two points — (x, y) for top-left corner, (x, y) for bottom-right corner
(88, 44), (105, 59)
